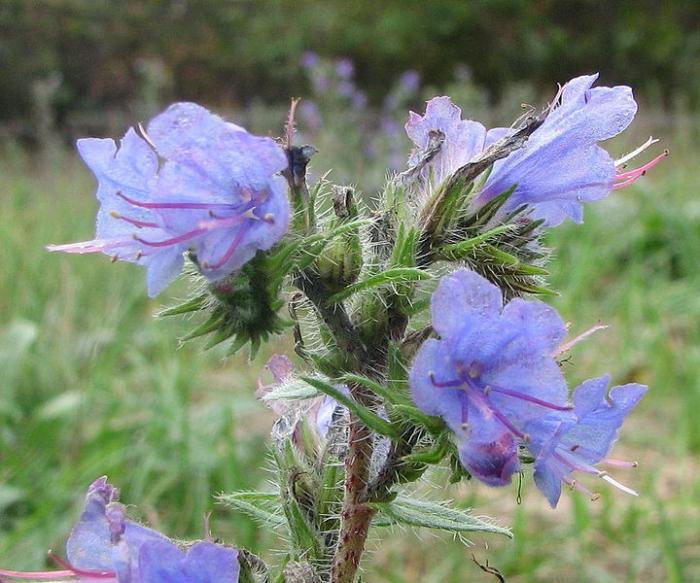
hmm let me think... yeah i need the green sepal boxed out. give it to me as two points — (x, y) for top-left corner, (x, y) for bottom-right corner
(156, 294), (207, 317)
(402, 434), (452, 465)
(438, 224), (515, 261)
(371, 496), (512, 538)
(391, 404), (445, 435)
(300, 377), (400, 439)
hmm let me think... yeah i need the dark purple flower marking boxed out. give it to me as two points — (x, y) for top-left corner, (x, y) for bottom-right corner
(409, 269), (570, 486)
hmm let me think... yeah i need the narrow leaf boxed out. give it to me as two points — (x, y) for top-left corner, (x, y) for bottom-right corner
(340, 373), (408, 406)
(218, 491), (286, 528)
(301, 377), (400, 439)
(371, 496), (512, 537)
(327, 268), (431, 305)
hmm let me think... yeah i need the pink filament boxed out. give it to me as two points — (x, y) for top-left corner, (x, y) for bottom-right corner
(112, 214), (158, 229)
(48, 553), (115, 579)
(486, 384), (572, 412)
(202, 224), (249, 270)
(613, 150), (668, 189)
(116, 191), (235, 211)
(134, 228), (206, 248)
(0, 568), (76, 579)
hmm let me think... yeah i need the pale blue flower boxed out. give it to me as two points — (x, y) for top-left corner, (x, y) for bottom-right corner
(49, 103), (289, 296)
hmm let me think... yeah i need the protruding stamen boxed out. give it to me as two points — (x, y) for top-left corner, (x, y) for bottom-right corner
(563, 477), (596, 500)
(197, 215), (248, 231)
(202, 225), (249, 270)
(428, 372), (464, 388)
(0, 567), (77, 579)
(599, 473), (639, 497)
(49, 551), (116, 579)
(109, 210), (158, 229)
(553, 323), (609, 357)
(134, 228), (205, 248)
(615, 137), (660, 167)
(602, 458), (638, 468)
(116, 191), (236, 211)
(613, 150), (668, 189)
(486, 384), (573, 412)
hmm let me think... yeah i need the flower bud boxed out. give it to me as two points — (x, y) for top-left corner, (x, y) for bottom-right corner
(316, 187), (363, 292)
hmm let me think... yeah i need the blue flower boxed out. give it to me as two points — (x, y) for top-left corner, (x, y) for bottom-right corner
(525, 375), (646, 507)
(48, 102), (290, 296)
(0, 477), (240, 582)
(409, 269), (570, 486)
(406, 75), (664, 227)
(405, 96), (489, 187)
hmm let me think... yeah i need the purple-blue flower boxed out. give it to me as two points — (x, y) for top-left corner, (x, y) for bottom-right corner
(0, 477), (240, 582)
(409, 269), (570, 486)
(406, 75), (665, 226)
(48, 102), (290, 296)
(525, 375), (646, 507)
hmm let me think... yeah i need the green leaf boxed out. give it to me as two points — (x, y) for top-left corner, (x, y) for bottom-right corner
(217, 491), (286, 528)
(284, 496), (322, 560)
(300, 377), (400, 439)
(392, 404), (445, 434)
(371, 496), (512, 537)
(327, 267), (431, 305)
(340, 373), (409, 406)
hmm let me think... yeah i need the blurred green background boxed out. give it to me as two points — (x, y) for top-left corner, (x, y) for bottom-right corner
(1, 1), (699, 581)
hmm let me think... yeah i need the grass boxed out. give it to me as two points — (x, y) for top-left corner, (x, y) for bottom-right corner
(0, 111), (698, 582)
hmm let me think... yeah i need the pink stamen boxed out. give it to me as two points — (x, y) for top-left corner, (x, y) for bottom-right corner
(46, 239), (133, 255)
(486, 384), (573, 412)
(203, 225), (249, 270)
(197, 214), (249, 231)
(134, 228), (205, 248)
(486, 402), (528, 439)
(613, 150), (668, 189)
(563, 477), (598, 501)
(428, 372), (464, 389)
(553, 323), (609, 357)
(0, 568), (76, 579)
(48, 552), (115, 579)
(116, 191), (236, 211)
(553, 451), (598, 475)
(110, 211), (158, 229)
(602, 458), (638, 469)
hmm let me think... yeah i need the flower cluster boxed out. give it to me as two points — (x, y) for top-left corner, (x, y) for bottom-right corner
(0, 477), (240, 582)
(406, 74), (666, 226)
(48, 103), (290, 296)
(409, 269), (646, 506)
